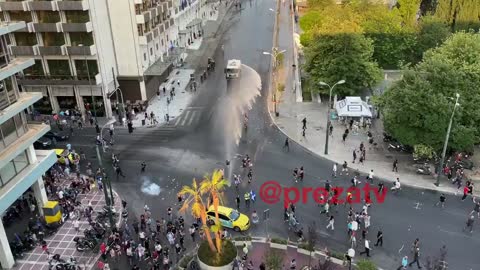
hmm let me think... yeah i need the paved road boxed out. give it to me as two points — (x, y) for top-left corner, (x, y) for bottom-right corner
(60, 0), (480, 269)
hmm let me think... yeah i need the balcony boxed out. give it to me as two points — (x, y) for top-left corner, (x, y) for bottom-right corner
(8, 45), (36, 56)
(156, 5), (162, 14)
(158, 23), (164, 33)
(0, 1), (27, 11)
(28, 1), (56, 11)
(37, 45), (66, 56)
(57, 0), (89, 11)
(0, 92), (42, 126)
(0, 148), (56, 215)
(66, 44), (96, 56)
(0, 58), (34, 82)
(138, 35), (147, 45)
(61, 22), (92, 32)
(0, 21), (27, 35)
(32, 23), (61, 32)
(165, 19), (169, 29)
(17, 73), (102, 86)
(136, 10), (151, 24)
(153, 28), (158, 38)
(169, 18), (174, 27)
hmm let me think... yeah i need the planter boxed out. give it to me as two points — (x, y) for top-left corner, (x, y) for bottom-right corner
(197, 240), (237, 270)
(270, 242), (288, 250)
(297, 248), (311, 255)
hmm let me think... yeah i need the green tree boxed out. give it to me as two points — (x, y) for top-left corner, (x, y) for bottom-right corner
(264, 249), (284, 270)
(299, 10), (324, 46)
(306, 0), (335, 9)
(305, 33), (382, 96)
(394, 0), (422, 27)
(415, 15), (451, 61)
(435, 0), (480, 30)
(379, 32), (480, 152)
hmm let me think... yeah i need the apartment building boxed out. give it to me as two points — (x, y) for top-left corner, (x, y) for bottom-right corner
(0, 0), (118, 119)
(0, 21), (56, 268)
(109, 0), (177, 102)
(174, 0), (207, 49)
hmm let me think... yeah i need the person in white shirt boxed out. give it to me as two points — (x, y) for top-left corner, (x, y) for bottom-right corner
(332, 163), (337, 178)
(368, 170), (374, 183)
(360, 239), (371, 257)
(391, 178), (401, 191)
(326, 216), (334, 230)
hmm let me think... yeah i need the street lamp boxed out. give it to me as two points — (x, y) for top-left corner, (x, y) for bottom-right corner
(319, 79), (345, 155)
(96, 118), (116, 229)
(435, 93), (460, 187)
(79, 44), (97, 123)
(263, 48), (286, 116)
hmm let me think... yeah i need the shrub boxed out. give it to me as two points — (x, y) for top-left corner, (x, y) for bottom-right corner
(197, 240), (237, 267)
(270, 238), (288, 245)
(356, 259), (377, 270)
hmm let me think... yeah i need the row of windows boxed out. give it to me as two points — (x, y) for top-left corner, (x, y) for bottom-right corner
(143, 38), (169, 62)
(22, 59), (99, 79)
(0, 77), (18, 110)
(12, 32), (94, 47)
(1, 10), (90, 24)
(0, 150), (29, 188)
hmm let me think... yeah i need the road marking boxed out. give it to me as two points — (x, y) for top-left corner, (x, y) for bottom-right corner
(414, 202), (422, 210)
(398, 244), (404, 253)
(179, 111), (191, 126)
(187, 111), (198, 126)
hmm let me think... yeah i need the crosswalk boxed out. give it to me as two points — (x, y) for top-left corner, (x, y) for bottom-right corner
(170, 107), (204, 127)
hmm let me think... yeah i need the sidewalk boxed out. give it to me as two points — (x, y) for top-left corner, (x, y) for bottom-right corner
(237, 240), (346, 270)
(270, 0), (479, 196)
(13, 173), (122, 270)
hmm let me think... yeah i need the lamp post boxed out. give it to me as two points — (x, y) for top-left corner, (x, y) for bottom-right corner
(319, 80), (345, 155)
(435, 93), (460, 187)
(96, 118), (116, 229)
(263, 47), (286, 116)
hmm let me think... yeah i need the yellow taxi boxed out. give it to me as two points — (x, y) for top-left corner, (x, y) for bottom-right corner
(206, 205), (250, 232)
(54, 149), (80, 165)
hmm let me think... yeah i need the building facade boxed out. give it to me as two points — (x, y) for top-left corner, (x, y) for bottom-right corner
(0, 21), (56, 269)
(0, 0), (118, 119)
(109, 0), (178, 102)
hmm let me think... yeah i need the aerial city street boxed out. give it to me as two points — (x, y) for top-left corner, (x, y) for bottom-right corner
(0, 0), (479, 270)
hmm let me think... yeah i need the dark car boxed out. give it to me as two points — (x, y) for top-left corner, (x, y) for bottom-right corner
(44, 131), (69, 141)
(33, 137), (52, 149)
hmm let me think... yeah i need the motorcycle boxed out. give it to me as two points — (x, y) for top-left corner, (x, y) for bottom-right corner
(383, 132), (394, 142)
(73, 236), (96, 252)
(416, 163), (432, 175)
(49, 254), (78, 270)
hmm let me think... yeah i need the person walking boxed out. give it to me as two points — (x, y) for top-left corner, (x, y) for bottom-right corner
(436, 193), (446, 208)
(244, 192), (251, 209)
(141, 162), (146, 173)
(367, 170), (374, 184)
(393, 159), (398, 172)
(464, 214), (475, 233)
(359, 239), (370, 257)
(470, 197), (480, 218)
(408, 247), (422, 269)
(236, 195), (241, 210)
(326, 216), (334, 230)
(283, 138), (290, 152)
(397, 256), (408, 270)
(332, 163), (337, 178)
(374, 230), (383, 247)
(302, 118), (307, 130)
(352, 149), (357, 163)
(340, 161), (348, 176)
(462, 185), (470, 201)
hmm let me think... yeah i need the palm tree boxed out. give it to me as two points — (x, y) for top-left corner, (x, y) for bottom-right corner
(201, 169), (229, 253)
(178, 178), (216, 251)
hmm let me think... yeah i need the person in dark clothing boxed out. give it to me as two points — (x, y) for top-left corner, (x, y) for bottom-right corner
(95, 124), (100, 134)
(374, 230), (383, 246)
(393, 159), (398, 172)
(141, 162), (146, 172)
(283, 138), (290, 152)
(408, 247), (422, 269)
(301, 117), (307, 130)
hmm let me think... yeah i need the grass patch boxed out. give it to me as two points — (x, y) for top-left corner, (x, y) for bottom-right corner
(198, 240), (237, 267)
(277, 83), (285, 92)
(329, 250), (345, 260)
(298, 242), (315, 251)
(270, 238), (288, 245)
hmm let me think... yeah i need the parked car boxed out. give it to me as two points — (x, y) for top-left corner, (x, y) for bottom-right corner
(34, 137), (52, 149)
(44, 131), (69, 141)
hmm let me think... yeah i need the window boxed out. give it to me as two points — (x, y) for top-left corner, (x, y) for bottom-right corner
(42, 33), (65, 46)
(14, 113), (26, 137)
(9, 11), (32, 23)
(65, 11), (90, 23)
(23, 60), (45, 77)
(137, 25), (144, 36)
(37, 11), (60, 23)
(69, 32), (94, 46)
(48, 60), (71, 77)
(0, 161), (16, 186)
(14, 33), (37, 46)
(0, 78), (16, 110)
(143, 53), (147, 61)
(0, 151), (29, 186)
(1, 118), (17, 146)
(150, 48), (153, 55)
(161, 39), (164, 46)
(75, 60), (98, 80)
(156, 43), (158, 50)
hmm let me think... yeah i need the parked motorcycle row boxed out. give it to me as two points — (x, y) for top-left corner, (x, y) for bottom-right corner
(9, 221), (62, 260)
(48, 253), (78, 270)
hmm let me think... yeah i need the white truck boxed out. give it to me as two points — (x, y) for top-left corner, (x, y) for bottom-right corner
(225, 59), (241, 79)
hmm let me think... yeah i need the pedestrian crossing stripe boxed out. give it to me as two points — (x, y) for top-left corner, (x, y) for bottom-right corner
(174, 109), (202, 126)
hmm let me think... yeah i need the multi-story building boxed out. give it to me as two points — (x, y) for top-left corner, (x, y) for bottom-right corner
(0, 21), (56, 268)
(174, 0), (205, 49)
(109, 0), (178, 101)
(0, 0), (118, 119)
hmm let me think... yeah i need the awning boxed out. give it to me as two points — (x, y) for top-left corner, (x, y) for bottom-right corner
(335, 96), (372, 118)
(186, 18), (202, 28)
(178, 29), (190, 35)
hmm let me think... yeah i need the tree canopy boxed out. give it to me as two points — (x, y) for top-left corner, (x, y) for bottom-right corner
(379, 32), (480, 152)
(305, 33), (382, 96)
(435, 0), (480, 30)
